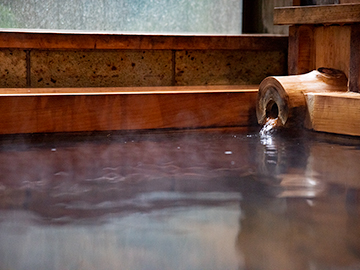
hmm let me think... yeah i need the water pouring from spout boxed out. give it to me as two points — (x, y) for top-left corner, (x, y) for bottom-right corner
(259, 117), (278, 137)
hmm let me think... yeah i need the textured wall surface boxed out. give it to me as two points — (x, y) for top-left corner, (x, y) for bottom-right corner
(0, 0), (242, 34)
(175, 50), (287, 86)
(0, 48), (287, 88)
(31, 50), (173, 88)
(0, 49), (27, 88)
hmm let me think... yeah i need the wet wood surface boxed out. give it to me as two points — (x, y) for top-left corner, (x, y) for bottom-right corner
(0, 30), (288, 50)
(305, 91), (360, 136)
(256, 69), (348, 127)
(0, 85), (258, 134)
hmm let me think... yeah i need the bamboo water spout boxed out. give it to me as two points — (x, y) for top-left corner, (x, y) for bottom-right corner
(256, 68), (348, 127)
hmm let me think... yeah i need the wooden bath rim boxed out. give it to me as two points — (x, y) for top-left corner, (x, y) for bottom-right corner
(0, 85), (258, 135)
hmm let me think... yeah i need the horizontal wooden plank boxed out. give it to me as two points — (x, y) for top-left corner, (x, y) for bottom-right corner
(0, 85), (258, 134)
(305, 92), (360, 136)
(0, 30), (288, 51)
(274, 4), (360, 25)
(340, 0), (360, 3)
(0, 85), (259, 96)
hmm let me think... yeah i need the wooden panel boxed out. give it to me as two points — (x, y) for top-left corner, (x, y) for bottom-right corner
(289, 25), (351, 77)
(305, 92), (360, 136)
(274, 4), (360, 25)
(0, 85), (258, 134)
(0, 31), (288, 51)
(314, 26), (351, 77)
(288, 25), (315, 75)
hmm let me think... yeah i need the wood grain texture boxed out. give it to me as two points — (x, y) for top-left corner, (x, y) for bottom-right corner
(314, 26), (351, 78)
(288, 25), (315, 75)
(349, 25), (360, 93)
(274, 4), (360, 25)
(0, 85), (258, 134)
(305, 92), (360, 136)
(257, 69), (348, 126)
(288, 25), (351, 78)
(0, 31), (288, 51)
(0, 85), (258, 96)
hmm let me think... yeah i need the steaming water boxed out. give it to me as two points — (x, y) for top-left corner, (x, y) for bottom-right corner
(0, 128), (360, 270)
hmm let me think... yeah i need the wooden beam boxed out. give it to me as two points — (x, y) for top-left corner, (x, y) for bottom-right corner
(274, 4), (360, 25)
(340, 0), (360, 3)
(305, 92), (360, 136)
(0, 85), (258, 134)
(0, 30), (288, 51)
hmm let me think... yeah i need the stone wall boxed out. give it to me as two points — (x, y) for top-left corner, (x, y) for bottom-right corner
(0, 48), (287, 88)
(0, 33), (288, 88)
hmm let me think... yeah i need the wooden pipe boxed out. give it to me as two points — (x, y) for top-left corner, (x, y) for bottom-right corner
(256, 68), (348, 127)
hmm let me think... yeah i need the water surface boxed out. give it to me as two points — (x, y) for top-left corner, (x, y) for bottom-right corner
(0, 128), (360, 270)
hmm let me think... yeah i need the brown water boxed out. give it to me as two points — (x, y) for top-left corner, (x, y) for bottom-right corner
(0, 128), (360, 270)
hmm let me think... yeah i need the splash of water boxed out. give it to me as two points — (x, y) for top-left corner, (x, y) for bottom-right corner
(259, 118), (278, 137)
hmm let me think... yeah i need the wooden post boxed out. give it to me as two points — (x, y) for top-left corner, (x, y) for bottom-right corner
(275, 4), (360, 89)
(288, 25), (315, 75)
(350, 24), (360, 93)
(242, 0), (263, 33)
(270, 3), (360, 136)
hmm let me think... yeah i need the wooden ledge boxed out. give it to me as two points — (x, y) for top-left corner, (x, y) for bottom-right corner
(274, 4), (360, 25)
(0, 30), (288, 51)
(0, 85), (258, 96)
(0, 85), (258, 134)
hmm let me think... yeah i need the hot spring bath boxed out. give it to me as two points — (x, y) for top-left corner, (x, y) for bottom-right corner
(0, 127), (359, 270)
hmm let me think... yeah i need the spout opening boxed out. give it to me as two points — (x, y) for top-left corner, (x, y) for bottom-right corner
(257, 79), (289, 126)
(266, 100), (279, 120)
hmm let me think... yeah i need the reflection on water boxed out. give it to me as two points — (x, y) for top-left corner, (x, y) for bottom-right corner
(0, 128), (360, 269)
